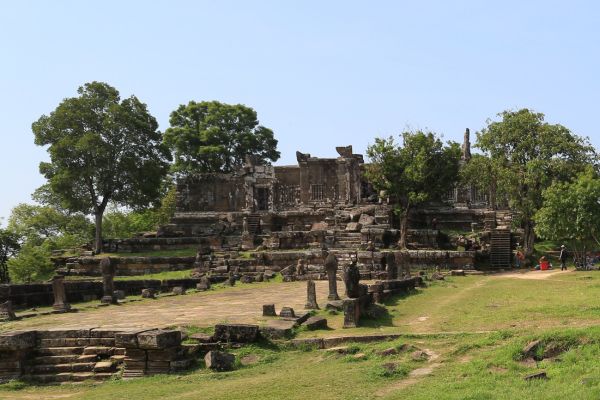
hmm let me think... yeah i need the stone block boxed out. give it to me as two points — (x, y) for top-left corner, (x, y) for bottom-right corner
(141, 288), (156, 298)
(325, 300), (344, 311)
(113, 290), (126, 300)
(262, 304), (276, 316)
(259, 320), (296, 339)
(358, 214), (375, 226)
(345, 222), (362, 232)
(213, 324), (259, 343)
(115, 329), (153, 348)
(302, 316), (328, 330)
(204, 350), (235, 372)
(172, 286), (186, 295)
(279, 307), (295, 318)
(0, 331), (36, 350)
(137, 330), (182, 350)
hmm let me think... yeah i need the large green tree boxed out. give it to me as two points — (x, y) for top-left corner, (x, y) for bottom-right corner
(459, 154), (501, 210)
(0, 228), (20, 283)
(164, 101), (280, 174)
(476, 109), (596, 256)
(32, 82), (171, 252)
(535, 168), (600, 263)
(366, 131), (461, 248)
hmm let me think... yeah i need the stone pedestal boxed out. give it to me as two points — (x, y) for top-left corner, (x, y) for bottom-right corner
(51, 275), (71, 312)
(262, 304), (276, 316)
(305, 280), (319, 309)
(343, 298), (360, 328)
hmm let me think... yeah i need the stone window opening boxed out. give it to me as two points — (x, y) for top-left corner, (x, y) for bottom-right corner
(310, 184), (325, 201)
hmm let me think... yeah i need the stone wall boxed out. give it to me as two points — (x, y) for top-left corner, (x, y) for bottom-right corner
(0, 278), (204, 308)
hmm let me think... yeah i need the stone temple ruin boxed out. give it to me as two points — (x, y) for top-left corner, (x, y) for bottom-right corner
(0, 130), (516, 384)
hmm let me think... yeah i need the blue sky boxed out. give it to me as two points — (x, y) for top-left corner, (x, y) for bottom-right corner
(1, 1), (599, 221)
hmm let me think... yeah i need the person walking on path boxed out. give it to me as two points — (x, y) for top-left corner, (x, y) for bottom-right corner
(559, 245), (568, 271)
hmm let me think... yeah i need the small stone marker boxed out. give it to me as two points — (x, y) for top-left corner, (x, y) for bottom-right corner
(262, 304), (276, 316)
(113, 290), (126, 300)
(305, 279), (319, 309)
(279, 307), (296, 318)
(141, 288), (156, 299)
(204, 350), (235, 371)
(51, 275), (71, 312)
(172, 286), (186, 295)
(227, 273), (236, 286)
(0, 300), (17, 321)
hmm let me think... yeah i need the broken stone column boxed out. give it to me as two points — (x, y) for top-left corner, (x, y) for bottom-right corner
(305, 279), (319, 309)
(100, 257), (117, 304)
(0, 301), (17, 321)
(296, 258), (306, 276)
(324, 251), (340, 300)
(342, 256), (361, 298)
(196, 276), (210, 291)
(51, 275), (71, 312)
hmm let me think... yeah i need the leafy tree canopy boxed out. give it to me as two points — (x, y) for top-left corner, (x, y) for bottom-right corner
(366, 130), (460, 247)
(164, 101), (280, 174)
(0, 228), (20, 283)
(476, 108), (596, 255)
(32, 82), (171, 252)
(535, 167), (600, 260)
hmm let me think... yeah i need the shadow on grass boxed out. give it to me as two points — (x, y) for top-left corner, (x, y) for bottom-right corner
(380, 288), (423, 307)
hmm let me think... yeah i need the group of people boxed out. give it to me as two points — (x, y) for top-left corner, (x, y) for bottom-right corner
(515, 244), (569, 271)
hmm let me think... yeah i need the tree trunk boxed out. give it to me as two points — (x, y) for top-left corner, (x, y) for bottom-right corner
(94, 211), (104, 254)
(523, 219), (535, 257)
(398, 207), (410, 249)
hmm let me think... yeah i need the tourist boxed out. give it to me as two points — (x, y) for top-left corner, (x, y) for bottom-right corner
(559, 245), (568, 271)
(515, 248), (525, 268)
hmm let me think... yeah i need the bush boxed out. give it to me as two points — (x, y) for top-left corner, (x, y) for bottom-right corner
(7, 243), (54, 283)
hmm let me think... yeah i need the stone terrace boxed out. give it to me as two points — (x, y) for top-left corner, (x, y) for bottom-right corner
(0, 281), (331, 331)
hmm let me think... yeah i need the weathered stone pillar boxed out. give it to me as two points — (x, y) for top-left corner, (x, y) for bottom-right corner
(343, 298), (360, 328)
(51, 275), (71, 312)
(342, 257), (361, 298)
(100, 257), (117, 304)
(324, 252), (340, 300)
(305, 279), (319, 309)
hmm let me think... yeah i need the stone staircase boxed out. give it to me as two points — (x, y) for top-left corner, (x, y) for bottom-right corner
(23, 331), (124, 383)
(490, 229), (512, 269)
(333, 232), (362, 249)
(247, 214), (262, 234)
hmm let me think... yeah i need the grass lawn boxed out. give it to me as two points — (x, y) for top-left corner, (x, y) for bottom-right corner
(5, 271), (600, 399)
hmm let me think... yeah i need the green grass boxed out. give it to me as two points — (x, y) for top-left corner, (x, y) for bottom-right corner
(8, 271), (600, 398)
(115, 269), (194, 281)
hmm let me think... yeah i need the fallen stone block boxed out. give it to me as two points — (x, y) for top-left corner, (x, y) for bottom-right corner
(524, 371), (548, 381)
(259, 320), (296, 340)
(204, 350), (235, 372)
(302, 316), (328, 330)
(141, 288), (156, 299)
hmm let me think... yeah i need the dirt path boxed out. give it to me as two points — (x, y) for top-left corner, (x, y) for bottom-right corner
(492, 269), (572, 280)
(2, 281), (331, 331)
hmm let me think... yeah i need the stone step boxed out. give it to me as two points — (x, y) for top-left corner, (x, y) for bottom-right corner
(28, 371), (116, 383)
(31, 362), (95, 374)
(36, 347), (85, 356)
(32, 355), (80, 365)
(38, 338), (115, 348)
